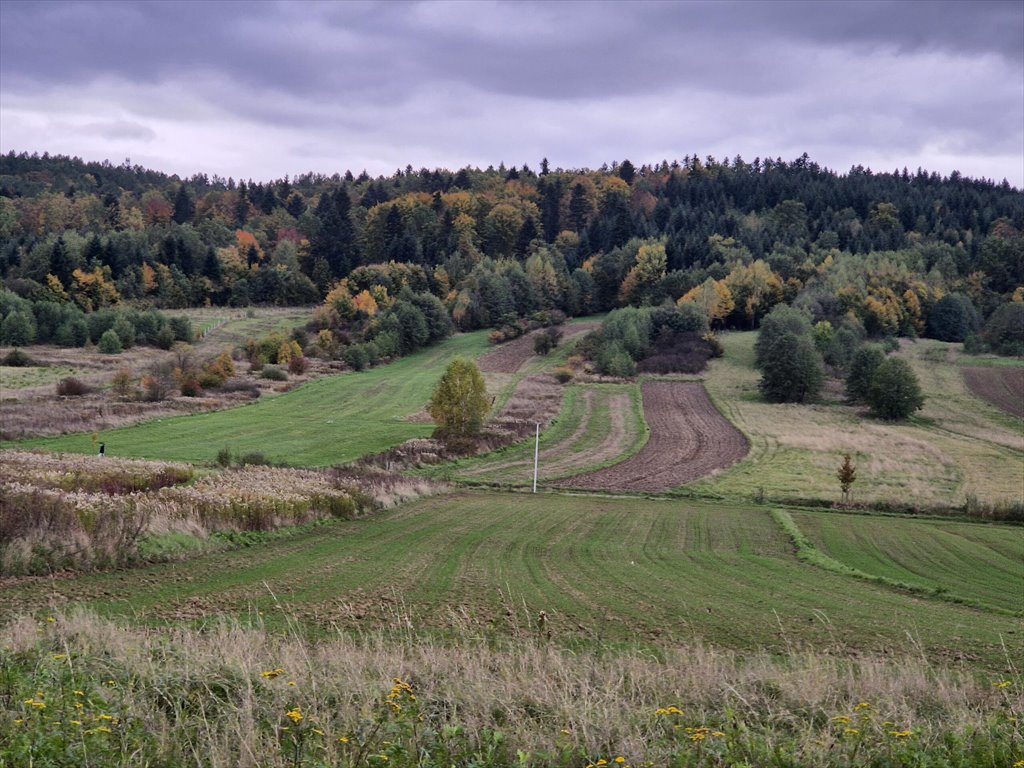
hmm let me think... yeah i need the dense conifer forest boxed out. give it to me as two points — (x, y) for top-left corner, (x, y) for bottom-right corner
(1, 151), (1021, 347)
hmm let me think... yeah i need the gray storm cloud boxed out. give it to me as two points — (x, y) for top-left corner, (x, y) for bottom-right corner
(1, 0), (1020, 185)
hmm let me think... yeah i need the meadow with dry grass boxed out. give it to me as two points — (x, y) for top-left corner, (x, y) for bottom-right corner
(693, 333), (1024, 510)
(1, 609), (1020, 767)
(0, 450), (441, 575)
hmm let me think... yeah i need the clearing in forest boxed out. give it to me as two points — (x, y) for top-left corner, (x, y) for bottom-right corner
(559, 381), (748, 492)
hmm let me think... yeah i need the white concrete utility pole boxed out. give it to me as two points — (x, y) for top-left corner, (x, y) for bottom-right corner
(533, 422), (540, 493)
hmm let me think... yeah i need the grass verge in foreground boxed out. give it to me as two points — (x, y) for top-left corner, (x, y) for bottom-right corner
(1, 610), (1020, 767)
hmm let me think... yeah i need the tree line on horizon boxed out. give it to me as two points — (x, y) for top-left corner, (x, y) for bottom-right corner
(0, 150), (1021, 353)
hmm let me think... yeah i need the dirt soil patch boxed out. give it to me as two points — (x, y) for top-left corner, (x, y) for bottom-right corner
(477, 323), (599, 374)
(559, 381), (748, 492)
(962, 366), (1024, 419)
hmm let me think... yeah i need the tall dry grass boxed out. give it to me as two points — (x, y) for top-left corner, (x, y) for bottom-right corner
(0, 451), (444, 576)
(1, 609), (1020, 766)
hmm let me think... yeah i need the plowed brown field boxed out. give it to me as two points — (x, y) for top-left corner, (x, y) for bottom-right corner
(559, 381), (748, 492)
(962, 366), (1024, 418)
(477, 323), (599, 373)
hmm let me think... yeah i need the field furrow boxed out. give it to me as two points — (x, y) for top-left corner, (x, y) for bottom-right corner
(559, 381), (748, 492)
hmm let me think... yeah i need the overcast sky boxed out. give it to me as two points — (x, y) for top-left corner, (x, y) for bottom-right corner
(1, 0), (1022, 187)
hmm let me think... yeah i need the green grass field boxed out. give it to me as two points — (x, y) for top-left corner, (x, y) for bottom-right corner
(693, 333), (1023, 506)
(792, 510), (1024, 613)
(18, 331), (493, 465)
(0, 364), (82, 390)
(3, 491), (1019, 669)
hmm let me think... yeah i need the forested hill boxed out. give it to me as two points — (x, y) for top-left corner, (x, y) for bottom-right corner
(0, 151), (1021, 335)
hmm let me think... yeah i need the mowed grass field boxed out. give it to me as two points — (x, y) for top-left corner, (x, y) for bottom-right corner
(18, 331), (492, 465)
(792, 510), (1023, 613)
(694, 332), (1024, 506)
(3, 491), (1019, 670)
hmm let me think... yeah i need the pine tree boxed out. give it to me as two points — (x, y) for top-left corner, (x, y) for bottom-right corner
(837, 453), (856, 503)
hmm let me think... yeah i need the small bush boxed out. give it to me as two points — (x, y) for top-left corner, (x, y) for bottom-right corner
(344, 344), (370, 371)
(156, 325), (176, 350)
(554, 367), (574, 384)
(261, 366), (288, 381)
(111, 368), (136, 398)
(533, 327), (563, 355)
(98, 329), (123, 354)
(288, 354), (308, 375)
(56, 377), (90, 396)
(237, 451), (271, 466)
(179, 375), (203, 397)
(2, 348), (35, 367)
(215, 447), (233, 467)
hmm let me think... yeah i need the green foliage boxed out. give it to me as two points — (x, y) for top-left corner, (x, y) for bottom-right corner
(97, 328), (123, 354)
(533, 327), (562, 355)
(596, 340), (637, 377)
(2, 347), (34, 366)
(0, 309), (36, 345)
(757, 331), (824, 403)
(429, 358), (490, 438)
(868, 357), (924, 420)
(754, 304), (813, 369)
(260, 365), (288, 381)
(926, 293), (980, 342)
(982, 302), (1024, 356)
(845, 343), (886, 402)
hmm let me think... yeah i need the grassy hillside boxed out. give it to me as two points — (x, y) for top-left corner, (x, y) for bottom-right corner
(18, 331), (492, 465)
(694, 332), (1023, 507)
(3, 491), (1019, 669)
(792, 510), (1023, 613)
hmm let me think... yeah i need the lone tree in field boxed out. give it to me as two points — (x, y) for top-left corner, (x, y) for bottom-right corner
(429, 358), (489, 439)
(837, 453), (857, 504)
(868, 357), (924, 420)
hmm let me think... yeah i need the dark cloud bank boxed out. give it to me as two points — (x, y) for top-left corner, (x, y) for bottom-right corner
(1, 0), (1021, 186)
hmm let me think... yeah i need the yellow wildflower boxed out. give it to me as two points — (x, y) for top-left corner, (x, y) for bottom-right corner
(844, 728), (860, 736)
(615, 759), (626, 764)
(73, 690), (85, 697)
(46, 617), (56, 623)
(712, 731), (726, 738)
(71, 720), (82, 726)
(98, 714), (114, 721)
(95, 726), (112, 734)
(286, 708), (303, 724)
(995, 681), (1012, 689)
(831, 716), (851, 725)
(261, 668), (285, 679)
(690, 732), (706, 742)
(52, 654), (66, 661)
(854, 702), (870, 711)
(338, 736), (350, 744)
(889, 730), (912, 738)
